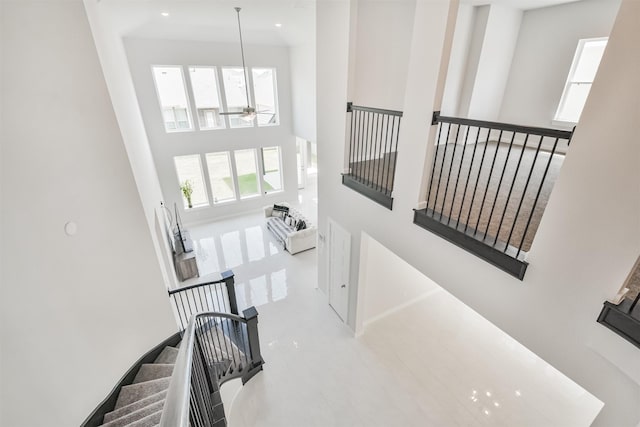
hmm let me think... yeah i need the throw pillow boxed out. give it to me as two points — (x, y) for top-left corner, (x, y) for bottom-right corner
(295, 220), (306, 231)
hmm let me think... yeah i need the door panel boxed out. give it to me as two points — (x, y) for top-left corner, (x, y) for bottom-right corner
(328, 219), (351, 322)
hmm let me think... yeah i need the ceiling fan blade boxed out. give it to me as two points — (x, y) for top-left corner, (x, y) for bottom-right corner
(220, 112), (244, 115)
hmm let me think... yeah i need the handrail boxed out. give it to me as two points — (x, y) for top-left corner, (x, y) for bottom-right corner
(160, 309), (263, 427)
(167, 270), (233, 295)
(432, 111), (573, 140)
(169, 270), (239, 329)
(347, 102), (403, 117)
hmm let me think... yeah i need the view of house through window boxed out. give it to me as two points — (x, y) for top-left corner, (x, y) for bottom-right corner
(261, 146), (282, 193)
(152, 66), (193, 132)
(153, 65), (279, 132)
(206, 152), (236, 203)
(189, 67), (224, 130)
(555, 38), (608, 123)
(252, 68), (278, 126)
(174, 155), (208, 208)
(222, 67), (253, 128)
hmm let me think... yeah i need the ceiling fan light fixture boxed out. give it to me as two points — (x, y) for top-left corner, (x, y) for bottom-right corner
(240, 112), (257, 122)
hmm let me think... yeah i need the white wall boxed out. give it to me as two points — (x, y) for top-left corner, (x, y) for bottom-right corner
(499, 0), (621, 128)
(290, 42), (317, 143)
(125, 39), (298, 226)
(356, 232), (440, 333)
(83, 0), (177, 289)
(317, 0), (640, 425)
(440, 3), (474, 116)
(467, 4), (522, 121)
(351, 0), (416, 111)
(0, 2), (177, 426)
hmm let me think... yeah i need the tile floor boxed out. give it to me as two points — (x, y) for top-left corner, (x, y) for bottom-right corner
(184, 175), (602, 427)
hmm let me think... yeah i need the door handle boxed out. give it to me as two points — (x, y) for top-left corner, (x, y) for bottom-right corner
(341, 284), (346, 288)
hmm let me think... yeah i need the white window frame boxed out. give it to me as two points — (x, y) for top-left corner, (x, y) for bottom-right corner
(260, 146), (284, 194)
(205, 151), (238, 205)
(151, 65), (194, 133)
(187, 66), (226, 131)
(174, 154), (210, 209)
(553, 37), (608, 125)
(252, 68), (280, 127)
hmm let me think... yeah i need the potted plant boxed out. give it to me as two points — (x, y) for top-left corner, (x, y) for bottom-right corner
(180, 180), (194, 209)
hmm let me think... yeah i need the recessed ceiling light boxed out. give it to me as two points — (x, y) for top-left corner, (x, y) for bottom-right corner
(161, 12), (170, 17)
(275, 23), (282, 28)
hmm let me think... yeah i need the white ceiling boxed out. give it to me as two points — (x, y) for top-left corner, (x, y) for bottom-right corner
(96, 0), (580, 47)
(97, 0), (316, 46)
(462, 0), (581, 11)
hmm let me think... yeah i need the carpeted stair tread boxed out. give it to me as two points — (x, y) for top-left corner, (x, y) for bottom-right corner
(114, 377), (171, 410)
(133, 364), (174, 384)
(100, 398), (165, 427)
(153, 346), (179, 364)
(124, 410), (162, 427)
(104, 390), (167, 423)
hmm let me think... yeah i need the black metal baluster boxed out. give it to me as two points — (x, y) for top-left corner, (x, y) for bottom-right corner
(353, 109), (361, 176)
(493, 133), (530, 246)
(376, 114), (386, 191)
(439, 123), (462, 221)
(373, 113), (382, 190)
(426, 122), (444, 212)
(432, 123), (452, 219)
(388, 116), (401, 194)
(349, 107), (355, 174)
(358, 109), (365, 180)
(516, 137), (560, 257)
(381, 115), (391, 195)
(464, 128), (491, 233)
(369, 112), (379, 188)
(455, 126), (482, 229)
(171, 295), (185, 331)
(177, 292), (190, 331)
(474, 130), (503, 237)
(483, 131), (516, 241)
(505, 134), (544, 252)
(387, 116), (397, 193)
(448, 125), (471, 225)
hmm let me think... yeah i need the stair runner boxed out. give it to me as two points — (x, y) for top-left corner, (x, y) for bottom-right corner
(98, 345), (227, 427)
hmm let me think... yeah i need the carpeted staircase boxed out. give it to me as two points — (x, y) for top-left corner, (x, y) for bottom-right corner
(98, 345), (226, 427)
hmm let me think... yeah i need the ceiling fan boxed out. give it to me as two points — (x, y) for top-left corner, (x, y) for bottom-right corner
(220, 7), (271, 122)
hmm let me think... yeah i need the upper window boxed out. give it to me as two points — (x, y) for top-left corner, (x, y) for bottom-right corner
(152, 66), (193, 132)
(252, 68), (279, 126)
(189, 67), (225, 130)
(222, 67), (254, 129)
(554, 38), (608, 124)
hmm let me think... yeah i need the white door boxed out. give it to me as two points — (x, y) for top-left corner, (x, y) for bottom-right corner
(328, 219), (351, 322)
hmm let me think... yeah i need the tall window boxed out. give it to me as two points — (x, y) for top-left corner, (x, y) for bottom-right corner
(234, 149), (260, 198)
(189, 67), (224, 130)
(261, 146), (282, 193)
(174, 155), (208, 208)
(222, 68), (253, 128)
(554, 38), (608, 123)
(206, 152), (236, 203)
(152, 66), (193, 132)
(252, 68), (278, 126)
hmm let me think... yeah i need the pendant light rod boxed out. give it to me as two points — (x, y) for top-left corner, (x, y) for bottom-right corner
(234, 7), (251, 109)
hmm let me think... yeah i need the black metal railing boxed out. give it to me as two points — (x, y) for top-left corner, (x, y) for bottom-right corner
(343, 102), (403, 209)
(414, 112), (573, 279)
(169, 270), (239, 331)
(160, 309), (264, 427)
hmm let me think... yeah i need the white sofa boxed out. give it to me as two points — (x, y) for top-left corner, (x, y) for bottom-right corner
(264, 203), (317, 254)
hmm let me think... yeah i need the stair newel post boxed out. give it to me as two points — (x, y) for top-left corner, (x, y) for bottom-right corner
(222, 270), (239, 315)
(242, 306), (264, 383)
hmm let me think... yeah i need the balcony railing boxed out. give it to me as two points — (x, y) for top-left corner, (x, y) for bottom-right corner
(414, 112), (573, 279)
(342, 102), (402, 209)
